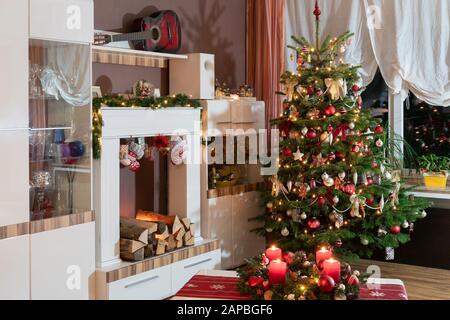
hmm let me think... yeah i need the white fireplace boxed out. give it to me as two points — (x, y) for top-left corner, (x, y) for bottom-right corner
(93, 107), (202, 268)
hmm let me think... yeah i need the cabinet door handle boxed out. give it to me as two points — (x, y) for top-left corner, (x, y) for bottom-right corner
(184, 258), (213, 269)
(124, 275), (159, 289)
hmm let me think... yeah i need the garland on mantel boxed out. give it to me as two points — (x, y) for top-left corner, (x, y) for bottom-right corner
(92, 94), (201, 159)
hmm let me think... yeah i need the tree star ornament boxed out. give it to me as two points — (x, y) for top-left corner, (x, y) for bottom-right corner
(293, 149), (305, 161)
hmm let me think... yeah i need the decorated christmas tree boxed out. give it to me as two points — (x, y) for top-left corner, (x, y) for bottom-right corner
(256, 1), (429, 262)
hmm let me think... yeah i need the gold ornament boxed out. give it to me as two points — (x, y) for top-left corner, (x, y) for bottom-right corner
(325, 78), (347, 100)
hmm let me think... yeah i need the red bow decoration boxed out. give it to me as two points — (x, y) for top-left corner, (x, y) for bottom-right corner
(333, 124), (350, 141)
(325, 188), (335, 204)
(248, 276), (265, 288)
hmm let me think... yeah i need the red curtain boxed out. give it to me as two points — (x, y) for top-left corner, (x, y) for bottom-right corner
(246, 0), (286, 130)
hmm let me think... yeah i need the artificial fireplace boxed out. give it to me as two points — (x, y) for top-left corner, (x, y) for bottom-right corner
(93, 106), (202, 268)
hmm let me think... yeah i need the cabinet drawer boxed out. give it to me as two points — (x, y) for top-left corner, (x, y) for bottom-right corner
(30, 0), (93, 43)
(108, 265), (171, 300)
(231, 101), (264, 125)
(171, 250), (221, 294)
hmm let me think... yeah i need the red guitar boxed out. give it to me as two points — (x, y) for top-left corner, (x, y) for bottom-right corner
(94, 10), (182, 53)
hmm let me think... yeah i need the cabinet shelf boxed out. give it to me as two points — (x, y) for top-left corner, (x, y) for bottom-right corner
(92, 45), (188, 68)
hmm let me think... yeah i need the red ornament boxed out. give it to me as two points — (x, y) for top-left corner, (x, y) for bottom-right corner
(318, 196), (326, 207)
(307, 86), (315, 95)
(282, 252), (295, 265)
(256, 289), (263, 296)
(374, 125), (384, 134)
(371, 162), (378, 169)
(352, 145), (360, 153)
(153, 135), (170, 149)
(297, 57), (305, 65)
(342, 183), (355, 195)
(262, 280), (271, 291)
(313, 0), (322, 17)
(307, 218), (321, 230)
(324, 104), (336, 117)
(280, 121), (292, 137)
(318, 275), (335, 293)
(336, 152), (345, 160)
(367, 177), (374, 185)
(306, 129), (317, 139)
(366, 197), (375, 206)
(351, 84), (360, 92)
(129, 161), (141, 172)
(328, 152), (336, 161)
(347, 274), (360, 286)
(249, 276), (265, 288)
(310, 178), (317, 189)
(390, 225), (401, 235)
(282, 148), (293, 157)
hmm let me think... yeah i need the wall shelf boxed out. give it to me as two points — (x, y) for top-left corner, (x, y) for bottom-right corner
(92, 45), (188, 68)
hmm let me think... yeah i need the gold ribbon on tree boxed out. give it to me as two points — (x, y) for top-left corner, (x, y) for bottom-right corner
(350, 194), (366, 218)
(325, 78), (347, 100)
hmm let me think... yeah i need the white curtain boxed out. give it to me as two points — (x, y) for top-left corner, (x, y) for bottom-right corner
(286, 0), (450, 106)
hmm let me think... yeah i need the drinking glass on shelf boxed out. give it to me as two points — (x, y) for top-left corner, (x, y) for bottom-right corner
(29, 63), (42, 98)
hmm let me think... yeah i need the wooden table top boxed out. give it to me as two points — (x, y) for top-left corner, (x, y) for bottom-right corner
(353, 259), (450, 300)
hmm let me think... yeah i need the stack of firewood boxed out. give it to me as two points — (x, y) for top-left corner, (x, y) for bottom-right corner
(119, 211), (195, 262)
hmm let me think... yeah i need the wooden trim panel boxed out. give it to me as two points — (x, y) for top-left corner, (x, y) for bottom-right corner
(30, 211), (95, 234)
(0, 222), (29, 240)
(105, 239), (220, 283)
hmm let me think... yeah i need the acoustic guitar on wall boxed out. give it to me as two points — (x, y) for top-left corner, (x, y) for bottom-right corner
(94, 10), (182, 54)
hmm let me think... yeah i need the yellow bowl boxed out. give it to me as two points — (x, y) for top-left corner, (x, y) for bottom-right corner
(423, 173), (448, 189)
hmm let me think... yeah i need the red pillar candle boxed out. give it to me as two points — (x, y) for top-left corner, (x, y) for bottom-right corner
(268, 259), (287, 285)
(316, 247), (332, 264)
(265, 246), (282, 261)
(323, 258), (341, 283)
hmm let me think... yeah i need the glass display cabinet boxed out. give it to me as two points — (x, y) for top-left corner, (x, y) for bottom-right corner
(29, 39), (91, 221)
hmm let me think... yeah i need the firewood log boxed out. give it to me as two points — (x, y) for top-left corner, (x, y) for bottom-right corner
(121, 247), (145, 261)
(144, 244), (155, 258)
(183, 230), (194, 246)
(136, 211), (184, 234)
(119, 222), (149, 245)
(173, 227), (185, 241)
(181, 217), (191, 230)
(121, 217), (159, 234)
(166, 235), (177, 252)
(176, 239), (183, 248)
(120, 239), (146, 261)
(156, 239), (167, 255)
(155, 225), (169, 240)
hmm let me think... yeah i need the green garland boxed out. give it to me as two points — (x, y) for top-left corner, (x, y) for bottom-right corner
(92, 94), (200, 159)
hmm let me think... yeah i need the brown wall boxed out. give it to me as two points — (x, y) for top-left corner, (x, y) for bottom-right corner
(93, 0), (247, 93)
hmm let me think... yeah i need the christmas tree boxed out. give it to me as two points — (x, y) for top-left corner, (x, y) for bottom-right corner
(257, 1), (429, 261)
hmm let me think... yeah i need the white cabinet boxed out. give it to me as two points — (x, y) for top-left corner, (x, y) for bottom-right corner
(108, 265), (172, 300)
(100, 249), (221, 300)
(0, 130), (29, 226)
(0, 0), (28, 129)
(0, 235), (30, 300)
(30, 222), (95, 299)
(171, 249), (221, 293)
(29, 0), (93, 43)
(231, 191), (265, 267)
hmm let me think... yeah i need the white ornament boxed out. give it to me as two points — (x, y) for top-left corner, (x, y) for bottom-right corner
(324, 177), (335, 187)
(353, 172), (358, 185)
(420, 210), (427, 218)
(266, 202), (273, 209)
(402, 221), (410, 229)
(301, 127), (309, 136)
(353, 270), (360, 277)
(365, 128), (374, 140)
(281, 227), (290, 237)
(384, 172), (392, 180)
(349, 122), (355, 130)
(333, 196), (340, 205)
(287, 181), (293, 192)
(321, 172), (330, 180)
(266, 228), (273, 233)
(338, 284), (346, 290)
(376, 139), (384, 148)
(338, 172), (346, 180)
(380, 164), (386, 175)
(300, 213), (307, 220)
(287, 294), (295, 300)
(361, 238), (369, 246)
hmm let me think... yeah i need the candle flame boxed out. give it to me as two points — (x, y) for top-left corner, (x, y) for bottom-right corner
(270, 245), (277, 250)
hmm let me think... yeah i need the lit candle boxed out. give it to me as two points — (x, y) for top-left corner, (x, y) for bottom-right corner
(316, 247), (332, 264)
(265, 246), (282, 261)
(323, 258), (341, 283)
(268, 259), (287, 285)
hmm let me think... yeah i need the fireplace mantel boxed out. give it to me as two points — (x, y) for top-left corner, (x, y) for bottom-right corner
(94, 107), (202, 268)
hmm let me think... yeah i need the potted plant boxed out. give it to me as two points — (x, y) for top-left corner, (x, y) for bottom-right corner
(417, 154), (450, 188)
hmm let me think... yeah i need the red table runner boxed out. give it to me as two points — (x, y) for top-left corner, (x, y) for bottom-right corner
(175, 275), (408, 300)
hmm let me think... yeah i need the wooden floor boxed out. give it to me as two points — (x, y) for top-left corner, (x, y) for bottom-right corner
(354, 259), (450, 300)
